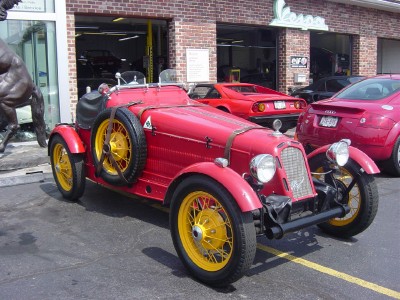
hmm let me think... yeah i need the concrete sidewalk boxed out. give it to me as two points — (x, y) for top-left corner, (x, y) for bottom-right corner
(0, 141), (52, 187)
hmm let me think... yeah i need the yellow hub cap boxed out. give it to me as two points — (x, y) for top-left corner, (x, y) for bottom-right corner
(314, 167), (361, 226)
(178, 191), (233, 272)
(95, 119), (132, 175)
(53, 144), (73, 191)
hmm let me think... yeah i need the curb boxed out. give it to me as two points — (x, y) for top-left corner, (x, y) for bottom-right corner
(0, 164), (53, 187)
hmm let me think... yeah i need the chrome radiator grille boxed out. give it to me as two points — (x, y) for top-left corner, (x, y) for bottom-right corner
(280, 147), (313, 199)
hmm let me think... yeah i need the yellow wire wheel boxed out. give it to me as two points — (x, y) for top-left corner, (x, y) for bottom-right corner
(50, 135), (85, 200)
(314, 166), (360, 227)
(170, 175), (256, 287)
(177, 191), (233, 271)
(309, 155), (379, 237)
(95, 119), (132, 175)
(52, 142), (73, 192)
(91, 108), (147, 185)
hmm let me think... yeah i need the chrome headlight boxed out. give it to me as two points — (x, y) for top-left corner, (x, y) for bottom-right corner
(250, 154), (276, 183)
(326, 139), (350, 166)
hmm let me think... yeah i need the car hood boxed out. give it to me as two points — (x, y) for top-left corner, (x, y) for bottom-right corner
(134, 102), (295, 156)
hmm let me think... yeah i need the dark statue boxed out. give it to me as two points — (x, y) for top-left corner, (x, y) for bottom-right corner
(0, 0), (47, 152)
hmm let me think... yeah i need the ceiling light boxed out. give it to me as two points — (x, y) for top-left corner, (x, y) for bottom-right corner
(75, 26), (99, 30)
(119, 35), (139, 41)
(112, 17), (125, 22)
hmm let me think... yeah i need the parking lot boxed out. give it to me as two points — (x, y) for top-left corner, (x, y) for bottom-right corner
(0, 173), (399, 299)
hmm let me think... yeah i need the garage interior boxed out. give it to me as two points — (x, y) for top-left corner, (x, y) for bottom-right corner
(74, 16), (168, 97)
(216, 24), (278, 90)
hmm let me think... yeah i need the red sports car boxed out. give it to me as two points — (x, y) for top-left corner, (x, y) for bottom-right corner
(296, 74), (400, 176)
(188, 83), (306, 133)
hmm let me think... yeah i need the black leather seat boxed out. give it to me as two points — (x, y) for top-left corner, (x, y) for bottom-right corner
(76, 91), (108, 129)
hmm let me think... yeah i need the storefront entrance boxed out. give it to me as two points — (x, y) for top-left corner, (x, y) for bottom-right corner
(216, 25), (278, 90)
(310, 32), (352, 83)
(0, 19), (59, 133)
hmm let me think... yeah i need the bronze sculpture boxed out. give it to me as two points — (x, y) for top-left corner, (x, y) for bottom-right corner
(0, 0), (47, 152)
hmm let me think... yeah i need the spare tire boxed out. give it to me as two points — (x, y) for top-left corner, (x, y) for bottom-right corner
(91, 107), (147, 185)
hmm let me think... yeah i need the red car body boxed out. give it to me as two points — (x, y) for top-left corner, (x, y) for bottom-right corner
(48, 71), (379, 286)
(189, 83), (306, 132)
(296, 74), (400, 176)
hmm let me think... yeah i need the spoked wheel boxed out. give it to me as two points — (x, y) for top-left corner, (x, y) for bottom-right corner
(91, 108), (146, 185)
(170, 175), (256, 287)
(50, 135), (85, 200)
(309, 155), (379, 238)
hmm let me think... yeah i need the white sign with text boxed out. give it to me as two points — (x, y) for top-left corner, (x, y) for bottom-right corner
(186, 49), (210, 82)
(11, 0), (45, 12)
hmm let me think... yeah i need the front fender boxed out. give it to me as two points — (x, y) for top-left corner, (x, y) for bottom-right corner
(307, 144), (380, 174)
(48, 125), (85, 155)
(168, 162), (262, 212)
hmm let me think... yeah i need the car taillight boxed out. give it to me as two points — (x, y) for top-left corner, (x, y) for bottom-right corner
(294, 100), (307, 109)
(252, 102), (265, 112)
(358, 112), (394, 129)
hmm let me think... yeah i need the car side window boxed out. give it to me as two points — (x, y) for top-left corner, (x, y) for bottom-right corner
(316, 82), (326, 92)
(191, 87), (211, 99)
(326, 80), (347, 92)
(205, 88), (221, 99)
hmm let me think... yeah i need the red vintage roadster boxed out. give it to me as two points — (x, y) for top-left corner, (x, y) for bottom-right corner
(49, 70), (379, 287)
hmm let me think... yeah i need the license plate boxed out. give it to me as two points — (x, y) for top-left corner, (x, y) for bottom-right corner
(274, 101), (286, 109)
(319, 116), (338, 127)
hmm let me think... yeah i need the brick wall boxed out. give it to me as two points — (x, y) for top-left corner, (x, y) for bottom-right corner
(169, 21), (216, 83)
(66, 0), (400, 105)
(278, 29), (310, 93)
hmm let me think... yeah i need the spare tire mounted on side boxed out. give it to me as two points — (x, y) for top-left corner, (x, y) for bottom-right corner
(91, 107), (147, 185)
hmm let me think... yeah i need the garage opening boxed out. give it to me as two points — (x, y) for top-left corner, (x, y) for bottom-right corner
(217, 24), (278, 90)
(310, 32), (352, 83)
(378, 38), (400, 74)
(75, 16), (168, 97)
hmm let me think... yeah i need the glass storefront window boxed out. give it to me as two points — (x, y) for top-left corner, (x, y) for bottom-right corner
(0, 19), (59, 132)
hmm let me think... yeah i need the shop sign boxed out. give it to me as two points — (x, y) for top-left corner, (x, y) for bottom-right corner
(269, 0), (328, 31)
(186, 49), (210, 82)
(290, 56), (308, 68)
(11, 0), (45, 12)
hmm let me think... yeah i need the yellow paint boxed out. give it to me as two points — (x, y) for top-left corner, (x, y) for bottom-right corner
(146, 20), (153, 83)
(257, 244), (400, 299)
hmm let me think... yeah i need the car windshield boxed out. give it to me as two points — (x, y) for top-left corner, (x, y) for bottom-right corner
(336, 78), (400, 100)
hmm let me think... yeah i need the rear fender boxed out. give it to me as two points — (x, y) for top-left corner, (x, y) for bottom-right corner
(307, 145), (380, 174)
(166, 162), (262, 212)
(385, 122), (400, 150)
(48, 125), (85, 155)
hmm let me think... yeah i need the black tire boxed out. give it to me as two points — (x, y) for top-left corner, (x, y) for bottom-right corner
(50, 135), (86, 200)
(309, 155), (379, 238)
(170, 175), (256, 287)
(382, 136), (400, 177)
(91, 107), (147, 185)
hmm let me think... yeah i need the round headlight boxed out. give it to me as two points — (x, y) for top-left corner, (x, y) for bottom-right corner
(250, 154), (276, 183)
(326, 139), (350, 166)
